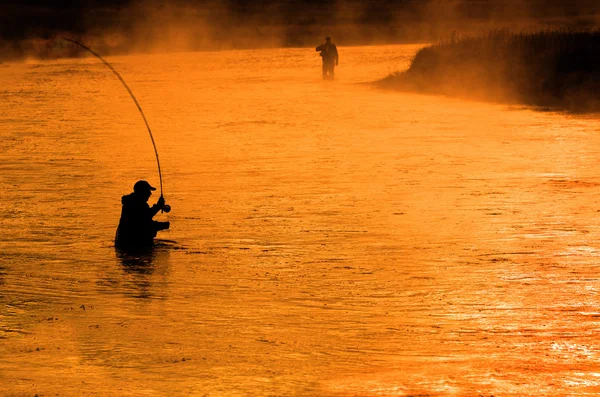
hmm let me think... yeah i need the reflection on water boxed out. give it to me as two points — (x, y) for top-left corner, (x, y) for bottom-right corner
(118, 250), (156, 275)
(2, 44), (600, 395)
(115, 242), (172, 300)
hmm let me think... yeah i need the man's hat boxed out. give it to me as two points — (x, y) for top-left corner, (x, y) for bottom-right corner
(133, 180), (156, 193)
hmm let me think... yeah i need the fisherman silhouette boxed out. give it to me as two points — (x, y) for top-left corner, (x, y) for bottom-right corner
(115, 180), (170, 250)
(316, 36), (339, 80)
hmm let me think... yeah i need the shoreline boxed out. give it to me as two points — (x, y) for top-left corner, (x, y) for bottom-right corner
(378, 29), (600, 113)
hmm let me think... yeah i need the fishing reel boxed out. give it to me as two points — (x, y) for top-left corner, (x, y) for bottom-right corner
(159, 195), (171, 213)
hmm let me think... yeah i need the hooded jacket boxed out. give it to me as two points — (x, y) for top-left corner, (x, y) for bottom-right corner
(115, 193), (163, 249)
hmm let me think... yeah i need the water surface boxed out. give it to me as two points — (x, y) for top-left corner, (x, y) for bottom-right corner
(2, 44), (600, 396)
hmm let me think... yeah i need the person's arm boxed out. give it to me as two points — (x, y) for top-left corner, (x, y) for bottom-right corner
(316, 44), (322, 52)
(335, 47), (339, 65)
(149, 196), (165, 217)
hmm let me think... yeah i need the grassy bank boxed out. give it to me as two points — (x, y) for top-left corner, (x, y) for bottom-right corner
(380, 30), (600, 111)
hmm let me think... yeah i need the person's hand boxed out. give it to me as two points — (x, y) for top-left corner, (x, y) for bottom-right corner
(336, 60), (339, 66)
(157, 196), (165, 209)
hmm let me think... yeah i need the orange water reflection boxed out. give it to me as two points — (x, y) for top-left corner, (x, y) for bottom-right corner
(1, 45), (600, 395)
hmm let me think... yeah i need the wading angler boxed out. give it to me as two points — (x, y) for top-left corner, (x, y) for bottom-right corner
(115, 180), (170, 250)
(60, 38), (174, 250)
(316, 36), (339, 80)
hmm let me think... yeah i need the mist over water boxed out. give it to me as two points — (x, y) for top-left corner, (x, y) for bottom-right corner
(3, 45), (600, 395)
(5, 0), (600, 61)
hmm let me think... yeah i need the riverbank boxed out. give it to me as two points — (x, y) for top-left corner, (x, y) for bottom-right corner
(379, 30), (600, 112)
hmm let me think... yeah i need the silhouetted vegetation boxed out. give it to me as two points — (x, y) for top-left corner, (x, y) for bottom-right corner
(380, 29), (600, 112)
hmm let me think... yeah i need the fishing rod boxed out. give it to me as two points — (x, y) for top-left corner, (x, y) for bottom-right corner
(62, 37), (171, 213)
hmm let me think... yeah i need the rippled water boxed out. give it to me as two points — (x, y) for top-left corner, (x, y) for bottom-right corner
(2, 44), (600, 396)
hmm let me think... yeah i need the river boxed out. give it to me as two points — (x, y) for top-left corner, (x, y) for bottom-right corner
(2, 44), (600, 396)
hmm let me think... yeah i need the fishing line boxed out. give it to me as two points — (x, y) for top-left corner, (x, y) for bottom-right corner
(62, 38), (168, 206)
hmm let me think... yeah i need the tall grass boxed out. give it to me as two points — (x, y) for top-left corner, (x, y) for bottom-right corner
(381, 29), (600, 111)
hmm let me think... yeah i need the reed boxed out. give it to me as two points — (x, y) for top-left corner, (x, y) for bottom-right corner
(381, 29), (600, 111)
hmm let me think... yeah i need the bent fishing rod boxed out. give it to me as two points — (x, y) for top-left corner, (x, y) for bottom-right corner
(62, 37), (170, 213)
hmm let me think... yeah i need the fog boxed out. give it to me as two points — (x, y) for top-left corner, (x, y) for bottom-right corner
(3, 0), (600, 61)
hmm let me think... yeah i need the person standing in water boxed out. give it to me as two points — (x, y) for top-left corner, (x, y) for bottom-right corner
(115, 180), (170, 250)
(316, 36), (339, 80)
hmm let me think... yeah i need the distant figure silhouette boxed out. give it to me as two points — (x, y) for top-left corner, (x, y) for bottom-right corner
(316, 36), (339, 80)
(115, 180), (170, 250)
